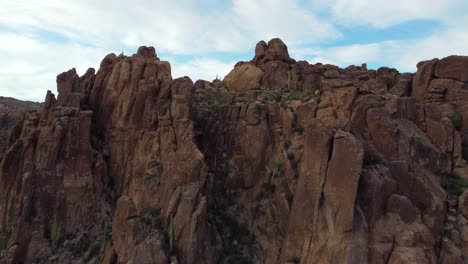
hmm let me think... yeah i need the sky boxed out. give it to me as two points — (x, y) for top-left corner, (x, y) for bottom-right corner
(1, 0), (468, 102)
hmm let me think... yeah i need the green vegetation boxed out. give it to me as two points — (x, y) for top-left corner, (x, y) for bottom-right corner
(83, 224), (112, 261)
(249, 86), (261, 91)
(285, 193), (294, 207)
(292, 125), (304, 135)
(440, 173), (468, 197)
(101, 224), (112, 249)
(409, 134), (423, 145)
(285, 83), (318, 102)
(415, 202), (427, 213)
(50, 216), (62, 246)
(273, 160), (283, 172)
(256, 182), (276, 201)
(222, 255), (253, 264)
(209, 82), (216, 88)
(169, 214), (175, 254)
(208, 204), (255, 264)
(206, 92), (228, 109)
(83, 240), (101, 261)
(0, 229), (10, 251)
(289, 88), (303, 100)
(452, 112), (463, 129)
(283, 139), (291, 149)
(288, 257), (301, 264)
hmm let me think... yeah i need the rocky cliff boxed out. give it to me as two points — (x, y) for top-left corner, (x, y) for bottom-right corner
(1, 39), (468, 264)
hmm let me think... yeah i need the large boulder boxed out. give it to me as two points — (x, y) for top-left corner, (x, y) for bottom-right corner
(223, 63), (263, 93)
(435, 56), (468, 83)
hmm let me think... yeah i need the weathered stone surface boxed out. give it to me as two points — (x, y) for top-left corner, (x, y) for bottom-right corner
(435, 55), (468, 83)
(324, 130), (364, 233)
(412, 59), (438, 102)
(262, 61), (290, 89)
(280, 119), (332, 262)
(223, 63), (263, 92)
(317, 86), (357, 128)
(1, 39), (468, 264)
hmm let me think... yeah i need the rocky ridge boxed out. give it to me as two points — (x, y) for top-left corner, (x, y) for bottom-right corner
(1, 39), (468, 263)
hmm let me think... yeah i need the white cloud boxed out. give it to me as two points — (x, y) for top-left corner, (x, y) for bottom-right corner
(297, 27), (468, 72)
(232, 0), (341, 45)
(1, 0), (467, 102)
(0, 0), (340, 54)
(0, 33), (109, 101)
(0, 32), (237, 101)
(0, 0), (344, 101)
(310, 0), (467, 28)
(172, 59), (236, 82)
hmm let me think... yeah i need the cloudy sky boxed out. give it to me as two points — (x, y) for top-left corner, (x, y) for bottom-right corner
(1, 0), (468, 101)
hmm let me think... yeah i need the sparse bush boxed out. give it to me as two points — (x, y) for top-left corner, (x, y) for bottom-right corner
(169, 214), (175, 254)
(208, 205), (255, 263)
(288, 257), (301, 264)
(206, 92), (227, 109)
(452, 112), (463, 129)
(50, 216), (62, 246)
(289, 89), (302, 100)
(292, 125), (304, 135)
(83, 224), (112, 261)
(315, 95), (321, 104)
(415, 202), (426, 213)
(273, 160), (282, 171)
(222, 255), (253, 264)
(283, 140), (291, 149)
(272, 94), (282, 102)
(256, 182), (276, 201)
(0, 229), (10, 251)
(440, 173), (468, 197)
(285, 193), (294, 207)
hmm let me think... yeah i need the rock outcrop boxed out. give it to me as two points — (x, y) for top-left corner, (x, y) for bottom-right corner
(1, 40), (468, 264)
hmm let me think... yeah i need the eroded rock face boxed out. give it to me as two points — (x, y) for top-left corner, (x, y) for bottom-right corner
(1, 39), (468, 264)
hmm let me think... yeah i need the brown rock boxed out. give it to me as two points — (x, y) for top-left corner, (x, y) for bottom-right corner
(317, 86), (357, 128)
(459, 191), (468, 219)
(223, 63), (263, 92)
(262, 61), (290, 90)
(389, 77), (411, 97)
(439, 238), (463, 264)
(280, 119), (333, 262)
(412, 59), (438, 102)
(324, 130), (364, 232)
(294, 99), (318, 127)
(137, 46), (158, 59)
(265, 38), (291, 63)
(435, 55), (468, 83)
(2, 40), (468, 264)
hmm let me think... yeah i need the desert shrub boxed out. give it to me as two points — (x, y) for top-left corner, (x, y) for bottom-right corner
(292, 125), (304, 135)
(169, 215), (175, 254)
(208, 206), (255, 263)
(283, 140), (291, 149)
(440, 173), (468, 197)
(50, 216), (62, 246)
(206, 92), (227, 109)
(452, 112), (463, 129)
(0, 229), (10, 251)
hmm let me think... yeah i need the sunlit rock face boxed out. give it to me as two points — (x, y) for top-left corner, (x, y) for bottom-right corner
(1, 39), (468, 264)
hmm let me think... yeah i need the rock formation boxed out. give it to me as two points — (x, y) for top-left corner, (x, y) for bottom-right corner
(1, 38), (468, 263)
